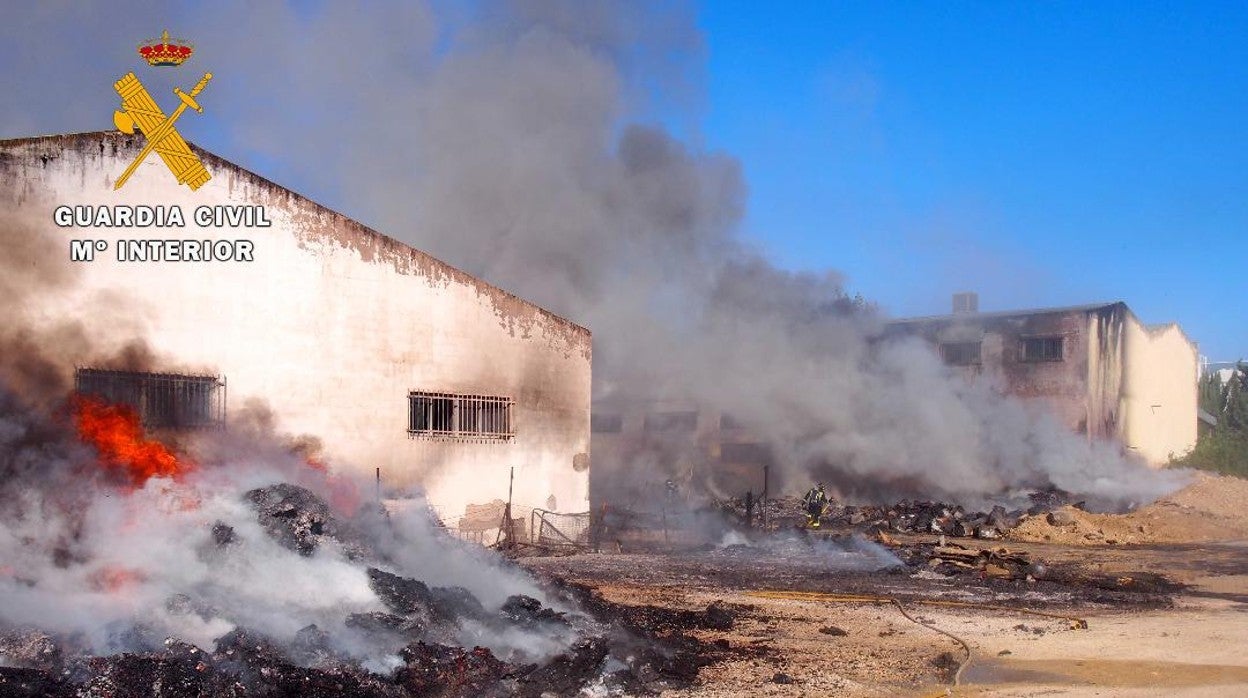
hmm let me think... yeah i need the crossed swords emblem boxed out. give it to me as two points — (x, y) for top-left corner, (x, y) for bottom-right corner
(112, 71), (213, 191)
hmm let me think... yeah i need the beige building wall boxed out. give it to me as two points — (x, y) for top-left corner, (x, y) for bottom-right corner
(1120, 320), (1198, 464)
(887, 301), (1198, 469)
(0, 133), (591, 524)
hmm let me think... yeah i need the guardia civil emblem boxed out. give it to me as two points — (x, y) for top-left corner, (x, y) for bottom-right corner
(111, 30), (212, 191)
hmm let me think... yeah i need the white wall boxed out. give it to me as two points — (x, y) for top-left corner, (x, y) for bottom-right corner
(1121, 319), (1198, 465)
(0, 133), (591, 524)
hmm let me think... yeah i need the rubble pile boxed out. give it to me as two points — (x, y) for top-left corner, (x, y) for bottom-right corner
(556, 582), (736, 692)
(827, 500), (1025, 539)
(897, 540), (1041, 581)
(714, 495), (805, 529)
(246, 482), (375, 560)
(720, 490), (1087, 540)
(0, 484), (722, 697)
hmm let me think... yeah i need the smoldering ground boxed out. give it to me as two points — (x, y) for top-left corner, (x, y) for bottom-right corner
(2, 4), (1188, 509)
(0, 380), (744, 695)
(0, 383), (554, 630)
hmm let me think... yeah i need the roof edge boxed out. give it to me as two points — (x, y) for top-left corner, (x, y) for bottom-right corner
(886, 301), (1126, 325)
(0, 131), (590, 339)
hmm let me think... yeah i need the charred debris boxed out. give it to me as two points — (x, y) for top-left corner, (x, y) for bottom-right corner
(0, 484), (733, 698)
(714, 490), (1081, 541)
(582, 490), (1184, 602)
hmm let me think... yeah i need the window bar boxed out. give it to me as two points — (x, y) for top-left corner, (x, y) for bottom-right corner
(407, 391), (514, 440)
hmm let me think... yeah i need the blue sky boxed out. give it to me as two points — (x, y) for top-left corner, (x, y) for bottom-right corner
(2, 2), (1239, 360)
(697, 1), (1246, 360)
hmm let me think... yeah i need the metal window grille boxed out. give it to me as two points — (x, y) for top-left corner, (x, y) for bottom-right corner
(1022, 336), (1064, 362)
(74, 368), (226, 428)
(408, 391), (514, 441)
(941, 341), (982, 366)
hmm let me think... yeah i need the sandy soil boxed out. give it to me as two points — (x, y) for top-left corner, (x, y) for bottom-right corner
(517, 475), (1248, 695)
(650, 589), (1248, 697)
(523, 534), (1248, 695)
(1010, 472), (1248, 545)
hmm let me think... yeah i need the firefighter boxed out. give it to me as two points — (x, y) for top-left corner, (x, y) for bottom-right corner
(803, 482), (827, 529)
(664, 479), (679, 499)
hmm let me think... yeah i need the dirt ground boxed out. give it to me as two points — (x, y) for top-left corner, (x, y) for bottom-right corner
(520, 476), (1248, 696)
(1009, 473), (1248, 546)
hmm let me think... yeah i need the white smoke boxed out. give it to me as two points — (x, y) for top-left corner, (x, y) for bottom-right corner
(0, 3), (1188, 517)
(0, 396), (575, 664)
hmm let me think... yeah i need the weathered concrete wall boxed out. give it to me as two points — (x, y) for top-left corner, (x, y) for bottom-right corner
(888, 308), (1098, 435)
(1121, 320), (1198, 464)
(1084, 305), (1127, 442)
(0, 133), (591, 523)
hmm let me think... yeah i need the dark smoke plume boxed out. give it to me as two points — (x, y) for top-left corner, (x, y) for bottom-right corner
(0, 2), (1188, 510)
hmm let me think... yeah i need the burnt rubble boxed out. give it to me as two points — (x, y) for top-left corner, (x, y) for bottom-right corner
(499, 594), (569, 629)
(367, 567), (438, 618)
(600, 601), (736, 634)
(0, 665), (73, 698)
(0, 630), (62, 673)
(0, 484), (729, 697)
(831, 500), (1023, 539)
(719, 490), (1086, 540)
(554, 581), (737, 691)
(245, 483), (373, 559)
(395, 643), (512, 697)
(0, 605), (717, 697)
(891, 539), (1043, 581)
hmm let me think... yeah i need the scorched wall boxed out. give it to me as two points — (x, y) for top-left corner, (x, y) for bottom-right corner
(0, 132), (591, 525)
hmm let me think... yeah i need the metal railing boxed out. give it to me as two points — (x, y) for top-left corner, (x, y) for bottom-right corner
(530, 509), (591, 547)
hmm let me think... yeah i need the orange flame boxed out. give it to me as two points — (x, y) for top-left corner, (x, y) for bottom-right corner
(88, 565), (146, 593)
(71, 394), (192, 486)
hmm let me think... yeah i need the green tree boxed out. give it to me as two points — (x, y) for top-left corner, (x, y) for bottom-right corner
(1199, 370), (1225, 420)
(1172, 361), (1248, 476)
(1223, 361), (1248, 433)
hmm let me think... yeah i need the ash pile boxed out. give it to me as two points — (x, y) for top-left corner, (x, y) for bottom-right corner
(0, 484), (716, 697)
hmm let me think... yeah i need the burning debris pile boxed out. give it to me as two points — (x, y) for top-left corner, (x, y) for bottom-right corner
(0, 392), (719, 697)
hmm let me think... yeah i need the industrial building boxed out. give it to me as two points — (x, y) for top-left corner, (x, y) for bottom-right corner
(592, 293), (1199, 505)
(885, 293), (1198, 465)
(0, 132), (592, 528)
(589, 398), (774, 507)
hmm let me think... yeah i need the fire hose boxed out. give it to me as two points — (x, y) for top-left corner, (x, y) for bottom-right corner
(745, 590), (1088, 692)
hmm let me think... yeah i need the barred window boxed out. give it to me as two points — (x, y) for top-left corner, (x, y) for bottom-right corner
(74, 368), (226, 428)
(941, 341), (982, 366)
(1022, 336), (1064, 362)
(408, 391), (514, 441)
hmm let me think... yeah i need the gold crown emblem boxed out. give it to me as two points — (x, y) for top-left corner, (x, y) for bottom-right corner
(137, 30), (193, 67)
